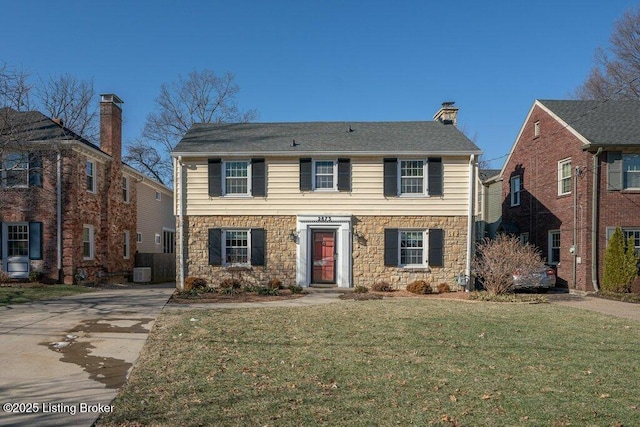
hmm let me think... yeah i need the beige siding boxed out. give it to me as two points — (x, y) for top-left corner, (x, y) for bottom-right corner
(181, 156), (472, 216)
(136, 180), (175, 253)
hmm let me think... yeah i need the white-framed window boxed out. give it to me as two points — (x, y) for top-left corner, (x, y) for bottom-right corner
(3, 152), (28, 188)
(558, 159), (572, 196)
(123, 230), (130, 259)
(155, 233), (161, 245)
(163, 228), (175, 254)
(510, 176), (521, 206)
(122, 176), (130, 203)
(83, 225), (95, 260)
(86, 160), (96, 193)
(623, 154), (640, 189)
(224, 160), (251, 195)
(399, 160), (426, 195)
(136, 232), (142, 243)
(519, 232), (530, 245)
(606, 227), (640, 257)
(155, 191), (161, 201)
(399, 230), (427, 267)
(548, 230), (560, 265)
(534, 121), (540, 138)
(223, 229), (250, 266)
(313, 159), (337, 190)
(7, 224), (29, 256)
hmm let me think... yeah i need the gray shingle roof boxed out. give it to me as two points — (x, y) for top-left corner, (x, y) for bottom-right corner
(172, 121), (481, 156)
(479, 168), (501, 181)
(0, 107), (98, 150)
(539, 100), (640, 147)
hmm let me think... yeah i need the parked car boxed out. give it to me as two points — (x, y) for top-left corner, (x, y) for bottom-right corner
(513, 265), (556, 292)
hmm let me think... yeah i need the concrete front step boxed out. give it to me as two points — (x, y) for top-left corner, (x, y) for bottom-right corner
(307, 286), (354, 294)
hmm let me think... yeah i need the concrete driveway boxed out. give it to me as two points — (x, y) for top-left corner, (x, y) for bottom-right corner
(0, 283), (174, 427)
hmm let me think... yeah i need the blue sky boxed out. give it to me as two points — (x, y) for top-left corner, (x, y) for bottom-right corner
(2, 1), (638, 168)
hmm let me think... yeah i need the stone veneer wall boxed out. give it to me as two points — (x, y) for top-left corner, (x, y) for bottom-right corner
(182, 215), (469, 290)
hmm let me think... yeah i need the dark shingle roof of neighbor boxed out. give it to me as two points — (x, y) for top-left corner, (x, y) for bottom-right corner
(479, 169), (501, 181)
(173, 121), (482, 155)
(539, 100), (640, 147)
(0, 107), (98, 149)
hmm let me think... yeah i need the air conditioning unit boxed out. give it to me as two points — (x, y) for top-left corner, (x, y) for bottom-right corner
(133, 267), (151, 283)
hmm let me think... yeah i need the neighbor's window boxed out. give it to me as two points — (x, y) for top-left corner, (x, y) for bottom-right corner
(313, 160), (336, 190)
(3, 153), (28, 188)
(122, 176), (130, 203)
(123, 230), (130, 259)
(607, 227), (640, 257)
(534, 121), (540, 137)
(7, 224), (29, 256)
(510, 176), (521, 206)
(155, 191), (161, 201)
(548, 230), (560, 265)
(155, 233), (161, 245)
(400, 230), (426, 267)
(86, 160), (96, 192)
(83, 225), (95, 260)
(558, 159), (572, 195)
(623, 154), (640, 189)
(136, 232), (142, 243)
(399, 160), (425, 195)
(519, 232), (530, 245)
(224, 161), (250, 195)
(224, 230), (249, 265)
(163, 229), (175, 254)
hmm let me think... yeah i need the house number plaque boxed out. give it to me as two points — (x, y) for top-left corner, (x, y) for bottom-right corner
(318, 216), (332, 222)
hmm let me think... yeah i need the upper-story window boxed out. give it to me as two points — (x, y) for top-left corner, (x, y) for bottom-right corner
(86, 160), (96, 193)
(399, 160), (425, 195)
(383, 158), (442, 197)
(122, 176), (130, 203)
(2, 152), (42, 188)
(624, 154), (640, 189)
(83, 224), (95, 260)
(510, 176), (521, 206)
(224, 160), (251, 195)
(155, 191), (161, 201)
(534, 121), (540, 138)
(313, 160), (337, 190)
(558, 159), (572, 196)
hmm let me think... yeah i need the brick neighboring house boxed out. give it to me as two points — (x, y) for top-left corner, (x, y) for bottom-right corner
(172, 103), (482, 291)
(0, 94), (174, 284)
(501, 99), (640, 291)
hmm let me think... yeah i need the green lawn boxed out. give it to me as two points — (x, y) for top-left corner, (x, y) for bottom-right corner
(98, 299), (640, 426)
(0, 284), (95, 305)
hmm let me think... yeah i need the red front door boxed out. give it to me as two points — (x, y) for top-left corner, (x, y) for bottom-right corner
(312, 230), (336, 284)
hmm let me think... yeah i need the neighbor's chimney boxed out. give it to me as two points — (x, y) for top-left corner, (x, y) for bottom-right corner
(99, 93), (124, 162)
(433, 101), (459, 126)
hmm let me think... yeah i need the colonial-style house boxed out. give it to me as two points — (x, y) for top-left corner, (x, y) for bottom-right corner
(500, 99), (640, 291)
(172, 103), (482, 290)
(0, 94), (174, 284)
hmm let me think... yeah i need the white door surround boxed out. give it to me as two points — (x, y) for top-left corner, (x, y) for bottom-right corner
(295, 215), (352, 288)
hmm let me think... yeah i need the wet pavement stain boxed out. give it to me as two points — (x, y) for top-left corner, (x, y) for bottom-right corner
(42, 317), (153, 389)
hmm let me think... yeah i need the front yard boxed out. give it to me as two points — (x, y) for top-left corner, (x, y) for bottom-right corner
(0, 284), (95, 306)
(98, 298), (640, 426)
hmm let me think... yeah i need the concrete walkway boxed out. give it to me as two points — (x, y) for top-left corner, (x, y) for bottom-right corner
(0, 283), (174, 427)
(548, 291), (640, 323)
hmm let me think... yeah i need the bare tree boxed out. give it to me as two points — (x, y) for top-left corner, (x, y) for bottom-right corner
(576, 6), (640, 100)
(0, 62), (32, 111)
(36, 74), (98, 142)
(125, 69), (258, 185)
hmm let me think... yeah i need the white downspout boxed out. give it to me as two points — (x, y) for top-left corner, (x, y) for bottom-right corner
(591, 147), (602, 292)
(177, 156), (185, 291)
(56, 150), (62, 283)
(466, 154), (476, 290)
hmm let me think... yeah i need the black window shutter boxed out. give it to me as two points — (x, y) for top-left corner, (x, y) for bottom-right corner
(29, 153), (43, 188)
(337, 158), (351, 191)
(383, 158), (398, 197)
(428, 228), (444, 267)
(0, 222), (2, 259)
(29, 222), (43, 260)
(384, 228), (398, 266)
(607, 151), (622, 191)
(251, 158), (266, 197)
(428, 157), (443, 196)
(300, 158), (312, 191)
(251, 228), (266, 266)
(208, 228), (222, 265)
(208, 158), (222, 197)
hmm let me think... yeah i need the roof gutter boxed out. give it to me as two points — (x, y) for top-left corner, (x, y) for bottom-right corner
(591, 147), (602, 292)
(177, 156), (185, 291)
(170, 150), (483, 158)
(466, 154), (476, 291)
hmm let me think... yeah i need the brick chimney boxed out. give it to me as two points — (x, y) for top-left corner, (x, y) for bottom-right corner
(99, 94), (124, 162)
(433, 101), (459, 126)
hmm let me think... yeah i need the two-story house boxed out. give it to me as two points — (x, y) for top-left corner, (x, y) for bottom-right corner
(0, 94), (174, 284)
(172, 103), (482, 290)
(501, 99), (640, 291)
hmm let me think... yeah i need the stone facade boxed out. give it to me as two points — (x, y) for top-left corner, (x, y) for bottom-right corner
(182, 214), (469, 291)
